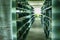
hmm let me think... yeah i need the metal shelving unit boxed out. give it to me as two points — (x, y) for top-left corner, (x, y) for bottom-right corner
(16, 0), (34, 40)
(41, 0), (52, 40)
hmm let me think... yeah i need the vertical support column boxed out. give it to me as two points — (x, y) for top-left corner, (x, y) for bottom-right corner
(12, 0), (17, 40)
(52, 0), (60, 40)
(0, 0), (13, 40)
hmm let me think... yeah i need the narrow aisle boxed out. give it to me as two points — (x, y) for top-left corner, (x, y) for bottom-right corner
(26, 18), (46, 40)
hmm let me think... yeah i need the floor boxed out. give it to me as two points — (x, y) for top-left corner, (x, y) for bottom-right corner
(26, 18), (46, 40)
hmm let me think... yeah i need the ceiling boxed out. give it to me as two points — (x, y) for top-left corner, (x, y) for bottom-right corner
(28, 1), (43, 9)
(28, 0), (44, 1)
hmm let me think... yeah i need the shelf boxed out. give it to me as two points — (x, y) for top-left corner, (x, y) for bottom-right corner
(43, 6), (52, 11)
(17, 2), (33, 10)
(17, 19), (30, 32)
(16, 7), (33, 12)
(20, 26), (30, 38)
(18, 23), (31, 39)
(16, 15), (31, 21)
(16, 8), (33, 13)
(17, 7), (27, 11)
(17, 16), (33, 33)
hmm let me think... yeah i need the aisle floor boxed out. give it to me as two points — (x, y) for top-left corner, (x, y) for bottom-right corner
(26, 18), (46, 40)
